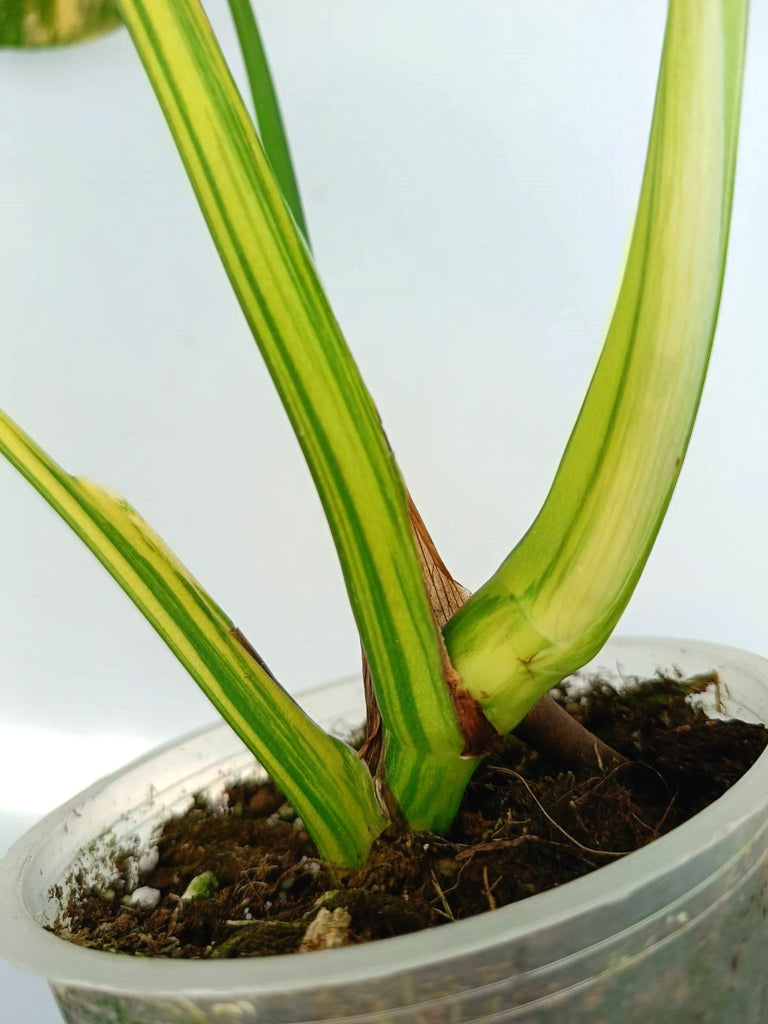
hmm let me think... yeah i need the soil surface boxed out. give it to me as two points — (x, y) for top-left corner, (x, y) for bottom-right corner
(52, 673), (768, 958)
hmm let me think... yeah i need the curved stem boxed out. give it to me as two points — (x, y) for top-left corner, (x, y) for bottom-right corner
(445, 0), (749, 734)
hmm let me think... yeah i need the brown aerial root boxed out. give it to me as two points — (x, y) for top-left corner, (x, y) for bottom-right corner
(514, 693), (626, 772)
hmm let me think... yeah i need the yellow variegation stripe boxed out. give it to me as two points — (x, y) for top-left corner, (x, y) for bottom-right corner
(445, 0), (748, 733)
(0, 0), (120, 46)
(115, 0), (468, 828)
(0, 410), (386, 866)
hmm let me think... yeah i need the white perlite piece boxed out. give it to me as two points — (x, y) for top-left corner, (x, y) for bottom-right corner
(298, 907), (351, 953)
(137, 846), (159, 876)
(130, 886), (161, 910)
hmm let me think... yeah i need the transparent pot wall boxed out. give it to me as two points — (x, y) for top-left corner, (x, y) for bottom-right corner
(3, 638), (768, 1024)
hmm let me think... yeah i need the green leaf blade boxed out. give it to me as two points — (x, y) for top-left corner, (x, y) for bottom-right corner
(226, 0), (310, 246)
(0, 410), (386, 866)
(445, 0), (749, 734)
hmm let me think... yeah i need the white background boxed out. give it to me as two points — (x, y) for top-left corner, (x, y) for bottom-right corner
(1, 2), (767, 1018)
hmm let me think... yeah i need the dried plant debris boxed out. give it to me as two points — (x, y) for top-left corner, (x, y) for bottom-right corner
(52, 675), (767, 958)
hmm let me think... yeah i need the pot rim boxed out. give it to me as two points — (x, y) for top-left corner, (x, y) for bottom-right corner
(1, 634), (767, 997)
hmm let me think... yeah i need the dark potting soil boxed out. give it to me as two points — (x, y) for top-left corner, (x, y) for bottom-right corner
(52, 673), (768, 958)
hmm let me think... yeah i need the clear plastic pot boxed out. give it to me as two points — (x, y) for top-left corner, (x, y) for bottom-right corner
(2, 636), (768, 1023)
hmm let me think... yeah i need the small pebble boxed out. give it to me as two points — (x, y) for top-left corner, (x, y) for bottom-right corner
(247, 783), (284, 817)
(182, 871), (220, 901)
(130, 887), (161, 910)
(277, 802), (296, 822)
(137, 846), (159, 876)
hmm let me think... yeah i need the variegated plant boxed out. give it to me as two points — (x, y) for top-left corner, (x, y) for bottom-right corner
(0, 0), (119, 46)
(0, 0), (748, 867)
